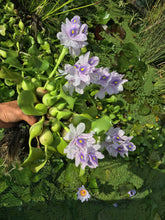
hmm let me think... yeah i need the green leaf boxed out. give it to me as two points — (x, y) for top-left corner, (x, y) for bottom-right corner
(57, 137), (68, 155)
(21, 147), (44, 168)
(0, 25), (6, 36)
(97, 11), (111, 24)
(17, 90), (47, 115)
(40, 41), (51, 53)
(0, 180), (8, 193)
(123, 43), (139, 58)
(30, 145), (48, 173)
(84, 105), (98, 118)
(28, 44), (40, 56)
(88, 178), (99, 193)
(72, 114), (92, 132)
(0, 49), (7, 58)
(91, 115), (112, 134)
(12, 167), (32, 186)
(0, 193), (22, 207)
(138, 104), (151, 116)
(1, 40), (14, 48)
(0, 66), (23, 84)
(4, 57), (22, 68)
(26, 56), (49, 71)
(59, 85), (75, 110)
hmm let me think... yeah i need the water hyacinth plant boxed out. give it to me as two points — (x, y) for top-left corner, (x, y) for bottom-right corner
(0, 13), (137, 203)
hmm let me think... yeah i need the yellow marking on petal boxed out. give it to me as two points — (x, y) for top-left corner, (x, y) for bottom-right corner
(92, 157), (96, 160)
(81, 67), (85, 71)
(118, 147), (122, 151)
(79, 139), (83, 143)
(80, 189), (87, 197)
(114, 81), (118, 84)
(73, 19), (77, 23)
(128, 145), (132, 149)
(102, 76), (106, 79)
(72, 30), (75, 34)
(116, 136), (120, 139)
(80, 155), (84, 160)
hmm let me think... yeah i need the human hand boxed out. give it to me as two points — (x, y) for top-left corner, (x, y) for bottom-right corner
(0, 100), (37, 128)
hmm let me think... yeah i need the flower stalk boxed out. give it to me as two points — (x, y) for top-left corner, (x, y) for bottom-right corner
(44, 46), (68, 89)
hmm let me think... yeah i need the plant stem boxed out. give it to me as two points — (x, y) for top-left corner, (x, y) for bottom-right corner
(44, 46), (68, 89)
(56, 2), (96, 15)
(42, 0), (73, 21)
(79, 167), (85, 177)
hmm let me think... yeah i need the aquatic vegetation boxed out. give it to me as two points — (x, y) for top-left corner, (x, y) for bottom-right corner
(0, 1), (164, 217)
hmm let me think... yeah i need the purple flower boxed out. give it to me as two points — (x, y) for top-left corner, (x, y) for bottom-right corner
(127, 189), (136, 197)
(105, 127), (132, 144)
(93, 69), (128, 99)
(101, 127), (136, 158)
(76, 51), (99, 69)
(64, 123), (104, 169)
(86, 145), (104, 168)
(77, 185), (91, 202)
(63, 52), (99, 95)
(64, 66), (90, 95)
(57, 15), (88, 57)
(124, 141), (136, 152)
(108, 71), (128, 94)
(104, 142), (128, 158)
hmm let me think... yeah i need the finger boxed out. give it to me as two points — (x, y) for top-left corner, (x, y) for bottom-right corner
(22, 115), (37, 126)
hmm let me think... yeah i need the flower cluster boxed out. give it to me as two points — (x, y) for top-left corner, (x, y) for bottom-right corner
(57, 15), (88, 57)
(57, 16), (128, 97)
(77, 185), (91, 202)
(63, 51), (99, 95)
(64, 123), (104, 169)
(63, 51), (127, 98)
(102, 127), (136, 158)
(93, 69), (128, 99)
